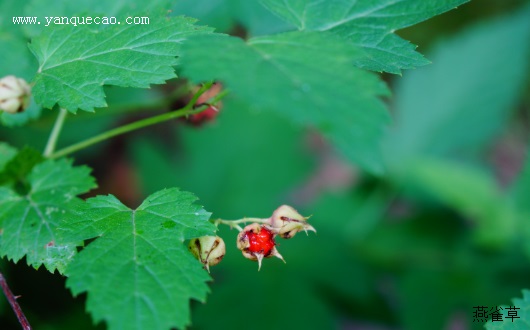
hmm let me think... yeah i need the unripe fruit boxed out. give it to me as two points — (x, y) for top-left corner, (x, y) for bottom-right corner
(269, 205), (315, 239)
(186, 82), (222, 126)
(0, 75), (31, 114)
(188, 105), (219, 125)
(188, 236), (226, 272)
(237, 223), (284, 270)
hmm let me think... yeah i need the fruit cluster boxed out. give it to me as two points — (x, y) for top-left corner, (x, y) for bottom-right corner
(189, 205), (315, 271)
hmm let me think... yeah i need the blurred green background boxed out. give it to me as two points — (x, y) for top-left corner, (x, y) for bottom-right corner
(1, 0), (530, 329)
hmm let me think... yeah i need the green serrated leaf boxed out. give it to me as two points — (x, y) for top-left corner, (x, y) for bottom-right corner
(59, 188), (216, 330)
(260, 0), (468, 73)
(29, 15), (211, 113)
(181, 31), (390, 174)
(0, 158), (96, 273)
(485, 290), (530, 329)
(23, 0), (175, 37)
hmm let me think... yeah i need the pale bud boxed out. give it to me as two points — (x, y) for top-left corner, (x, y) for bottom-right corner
(269, 205), (315, 239)
(0, 75), (31, 114)
(188, 236), (226, 272)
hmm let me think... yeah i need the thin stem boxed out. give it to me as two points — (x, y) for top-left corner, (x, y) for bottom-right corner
(43, 108), (68, 157)
(0, 272), (32, 330)
(212, 217), (270, 231)
(48, 82), (222, 159)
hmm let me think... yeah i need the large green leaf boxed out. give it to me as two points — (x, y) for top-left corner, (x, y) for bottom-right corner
(59, 188), (216, 330)
(173, 0), (291, 36)
(181, 32), (390, 174)
(0, 158), (96, 273)
(260, 0), (468, 73)
(485, 290), (530, 329)
(23, 0), (175, 37)
(384, 5), (530, 169)
(29, 15), (211, 113)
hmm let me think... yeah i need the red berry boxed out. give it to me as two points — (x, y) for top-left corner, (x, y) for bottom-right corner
(246, 226), (275, 256)
(237, 224), (285, 270)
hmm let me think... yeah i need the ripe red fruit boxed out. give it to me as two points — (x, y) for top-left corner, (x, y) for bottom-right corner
(237, 223), (284, 270)
(246, 226), (275, 256)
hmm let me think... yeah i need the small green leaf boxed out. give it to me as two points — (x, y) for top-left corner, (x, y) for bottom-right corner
(29, 15), (211, 113)
(260, 0), (468, 73)
(0, 158), (96, 273)
(181, 31), (390, 174)
(485, 290), (530, 329)
(59, 188), (216, 330)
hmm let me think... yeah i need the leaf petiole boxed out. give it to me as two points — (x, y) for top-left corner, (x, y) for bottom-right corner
(212, 218), (270, 231)
(43, 108), (68, 157)
(47, 82), (226, 159)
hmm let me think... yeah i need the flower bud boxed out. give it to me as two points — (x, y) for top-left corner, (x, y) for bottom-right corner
(269, 205), (315, 239)
(0, 75), (31, 114)
(237, 223), (284, 270)
(188, 236), (226, 272)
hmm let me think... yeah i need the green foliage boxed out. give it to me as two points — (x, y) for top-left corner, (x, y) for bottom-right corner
(0, 146), (43, 188)
(3, 1), (530, 329)
(384, 5), (530, 168)
(511, 151), (530, 261)
(380, 5), (530, 252)
(181, 32), (390, 174)
(29, 16), (211, 113)
(404, 159), (516, 247)
(173, 0), (291, 36)
(485, 290), (530, 329)
(22, 0), (175, 37)
(0, 156), (95, 273)
(261, 0), (468, 73)
(59, 188), (215, 330)
(131, 100), (315, 217)
(0, 143), (17, 171)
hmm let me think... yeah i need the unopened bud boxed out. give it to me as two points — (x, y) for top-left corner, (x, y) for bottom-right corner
(237, 223), (284, 270)
(0, 75), (31, 114)
(188, 236), (226, 272)
(269, 205), (315, 239)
